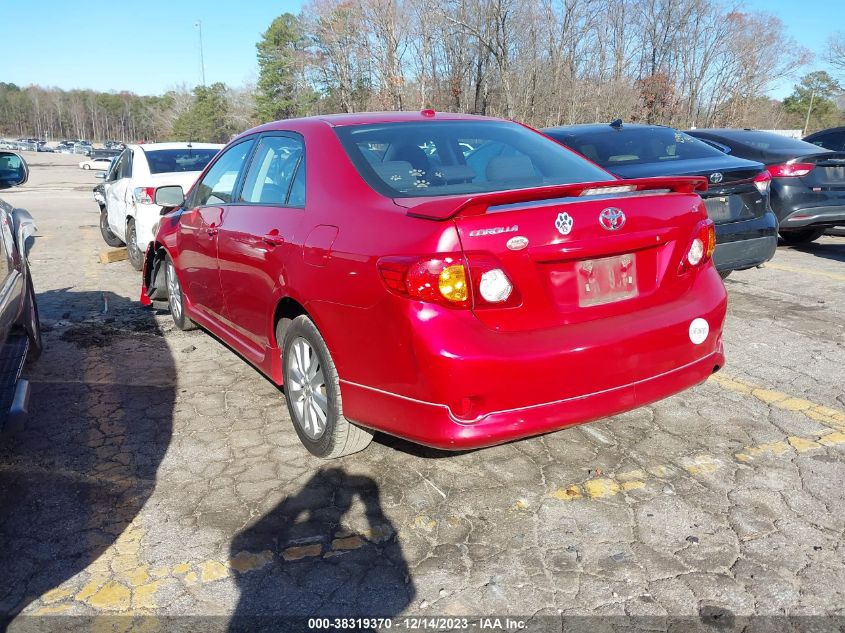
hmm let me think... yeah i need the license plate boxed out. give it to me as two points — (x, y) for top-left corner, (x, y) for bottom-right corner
(577, 253), (638, 307)
(704, 196), (731, 222)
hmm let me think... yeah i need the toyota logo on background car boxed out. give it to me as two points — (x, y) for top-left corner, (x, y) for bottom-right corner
(709, 172), (724, 184)
(598, 207), (626, 231)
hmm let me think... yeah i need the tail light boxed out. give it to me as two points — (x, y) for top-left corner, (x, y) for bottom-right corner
(378, 254), (519, 308)
(679, 219), (716, 274)
(752, 171), (771, 194)
(766, 163), (814, 178)
(133, 186), (156, 204)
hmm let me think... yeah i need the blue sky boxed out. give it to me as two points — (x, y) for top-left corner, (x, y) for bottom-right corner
(3, 0), (842, 99)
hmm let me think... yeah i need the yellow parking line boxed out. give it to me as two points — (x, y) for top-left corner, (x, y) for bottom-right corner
(766, 262), (845, 282)
(710, 373), (845, 432)
(548, 431), (845, 502)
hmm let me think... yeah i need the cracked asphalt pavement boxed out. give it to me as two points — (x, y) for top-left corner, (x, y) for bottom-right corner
(1, 153), (844, 631)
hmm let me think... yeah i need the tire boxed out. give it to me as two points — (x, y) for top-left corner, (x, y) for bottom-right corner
(718, 270), (731, 280)
(280, 315), (373, 458)
(125, 219), (144, 271)
(165, 255), (196, 331)
(23, 268), (42, 363)
(780, 228), (824, 245)
(83, 164), (90, 170)
(99, 208), (124, 247)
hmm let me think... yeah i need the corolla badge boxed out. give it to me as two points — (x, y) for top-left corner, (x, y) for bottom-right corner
(599, 207), (626, 231)
(555, 212), (574, 235)
(709, 172), (724, 184)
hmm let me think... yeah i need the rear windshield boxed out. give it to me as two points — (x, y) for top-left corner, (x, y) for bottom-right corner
(144, 148), (219, 174)
(334, 120), (611, 198)
(721, 131), (828, 153)
(547, 127), (723, 167)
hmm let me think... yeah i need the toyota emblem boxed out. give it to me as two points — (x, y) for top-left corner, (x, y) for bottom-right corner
(599, 207), (626, 231)
(709, 172), (724, 184)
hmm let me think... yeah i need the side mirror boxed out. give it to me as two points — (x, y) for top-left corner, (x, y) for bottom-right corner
(0, 151), (28, 189)
(154, 185), (185, 208)
(95, 172), (106, 179)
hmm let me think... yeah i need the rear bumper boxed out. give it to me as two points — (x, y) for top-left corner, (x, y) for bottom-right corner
(339, 269), (727, 450)
(712, 211), (778, 271)
(780, 207), (845, 229)
(342, 347), (723, 450)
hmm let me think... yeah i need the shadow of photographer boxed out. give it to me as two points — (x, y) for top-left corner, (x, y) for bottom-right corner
(229, 467), (415, 632)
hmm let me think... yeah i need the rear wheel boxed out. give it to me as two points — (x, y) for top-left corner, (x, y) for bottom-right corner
(125, 219), (144, 271)
(99, 208), (124, 247)
(281, 315), (373, 458)
(780, 228), (824, 245)
(165, 256), (196, 331)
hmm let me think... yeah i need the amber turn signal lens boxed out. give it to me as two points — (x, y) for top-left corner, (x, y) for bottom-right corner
(438, 265), (468, 303)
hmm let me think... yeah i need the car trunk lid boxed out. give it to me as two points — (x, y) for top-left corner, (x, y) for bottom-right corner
(796, 152), (845, 190)
(397, 177), (709, 333)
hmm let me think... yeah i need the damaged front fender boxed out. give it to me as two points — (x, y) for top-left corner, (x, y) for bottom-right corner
(140, 244), (168, 306)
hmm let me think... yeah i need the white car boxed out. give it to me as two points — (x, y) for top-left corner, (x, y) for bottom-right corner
(98, 142), (222, 270)
(79, 157), (114, 171)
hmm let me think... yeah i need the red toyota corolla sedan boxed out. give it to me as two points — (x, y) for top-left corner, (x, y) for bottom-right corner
(141, 111), (727, 458)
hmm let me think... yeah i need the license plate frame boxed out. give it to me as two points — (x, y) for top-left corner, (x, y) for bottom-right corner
(577, 253), (639, 307)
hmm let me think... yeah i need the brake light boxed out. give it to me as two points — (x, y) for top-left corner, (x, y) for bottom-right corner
(580, 185), (637, 196)
(378, 254), (519, 308)
(766, 163), (814, 178)
(679, 220), (716, 274)
(134, 186), (156, 204)
(752, 171), (771, 194)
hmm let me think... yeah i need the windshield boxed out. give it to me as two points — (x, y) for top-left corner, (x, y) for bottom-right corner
(548, 127), (724, 168)
(144, 148), (219, 174)
(335, 120), (611, 198)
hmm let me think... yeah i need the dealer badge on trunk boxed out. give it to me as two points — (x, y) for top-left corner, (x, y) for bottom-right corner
(555, 212), (574, 235)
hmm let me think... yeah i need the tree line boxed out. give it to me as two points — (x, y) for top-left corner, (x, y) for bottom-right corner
(2, 0), (844, 143)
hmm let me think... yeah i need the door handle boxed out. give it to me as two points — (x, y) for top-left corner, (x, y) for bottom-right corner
(262, 232), (285, 246)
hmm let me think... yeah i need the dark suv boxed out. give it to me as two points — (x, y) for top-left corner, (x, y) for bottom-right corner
(544, 122), (778, 276)
(0, 151), (42, 429)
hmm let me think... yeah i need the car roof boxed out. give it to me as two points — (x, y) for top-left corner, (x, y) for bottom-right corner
(804, 126), (845, 138)
(129, 142), (224, 151)
(543, 123), (672, 134)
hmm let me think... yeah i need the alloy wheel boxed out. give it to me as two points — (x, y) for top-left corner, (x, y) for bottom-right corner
(167, 261), (182, 322)
(286, 337), (328, 440)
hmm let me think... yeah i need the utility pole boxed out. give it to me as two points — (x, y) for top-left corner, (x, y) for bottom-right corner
(196, 20), (206, 86)
(802, 89), (816, 137)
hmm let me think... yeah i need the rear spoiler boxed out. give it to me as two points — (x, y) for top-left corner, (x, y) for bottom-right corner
(402, 176), (708, 220)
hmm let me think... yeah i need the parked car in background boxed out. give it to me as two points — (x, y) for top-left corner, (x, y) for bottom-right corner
(804, 126), (845, 152)
(73, 142), (93, 156)
(36, 141), (53, 153)
(104, 140), (126, 150)
(79, 157), (113, 171)
(687, 129), (845, 244)
(91, 149), (121, 160)
(99, 142), (222, 269)
(16, 139), (38, 152)
(0, 151), (42, 429)
(142, 111), (727, 458)
(543, 122), (777, 277)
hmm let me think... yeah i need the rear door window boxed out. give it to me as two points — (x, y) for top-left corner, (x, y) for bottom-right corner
(239, 136), (305, 206)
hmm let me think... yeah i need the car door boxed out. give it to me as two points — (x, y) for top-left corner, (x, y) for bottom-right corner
(215, 133), (307, 352)
(0, 209), (21, 344)
(105, 149), (133, 240)
(177, 137), (257, 322)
